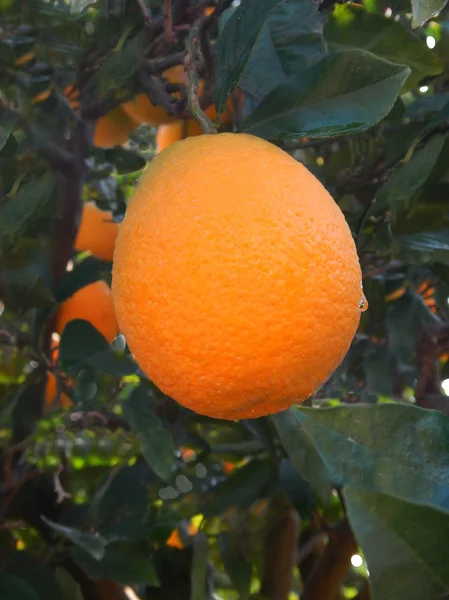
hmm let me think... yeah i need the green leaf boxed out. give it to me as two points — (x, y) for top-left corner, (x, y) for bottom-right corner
(396, 230), (449, 263)
(0, 574), (39, 600)
(59, 320), (136, 376)
(279, 459), (317, 518)
(123, 386), (175, 482)
(272, 410), (332, 506)
(204, 459), (273, 517)
(0, 110), (17, 152)
(41, 516), (107, 560)
(219, 533), (252, 600)
(387, 292), (438, 364)
(214, 0), (288, 115)
(344, 486), (449, 600)
(240, 0), (325, 100)
(72, 542), (159, 585)
(103, 147), (146, 175)
(363, 344), (396, 396)
(0, 261), (55, 311)
(0, 172), (58, 260)
(240, 50), (410, 140)
(292, 403), (449, 513)
(405, 92), (449, 119)
(54, 258), (102, 304)
(412, 0), (448, 28)
(376, 134), (446, 216)
(8, 556), (63, 600)
(324, 4), (442, 92)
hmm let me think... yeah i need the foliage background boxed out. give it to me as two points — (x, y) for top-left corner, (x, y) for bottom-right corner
(2, 0), (449, 599)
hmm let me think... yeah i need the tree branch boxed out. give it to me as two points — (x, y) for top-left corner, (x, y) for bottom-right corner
(415, 323), (449, 415)
(259, 496), (300, 600)
(301, 519), (357, 600)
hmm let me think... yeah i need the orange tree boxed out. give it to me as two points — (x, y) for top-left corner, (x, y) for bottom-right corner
(1, 0), (449, 599)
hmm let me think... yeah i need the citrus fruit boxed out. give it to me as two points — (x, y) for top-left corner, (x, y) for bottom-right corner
(75, 202), (119, 262)
(112, 133), (364, 420)
(93, 105), (138, 148)
(122, 65), (187, 126)
(45, 343), (70, 409)
(55, 280), (119, 344)
(156, 119), (203, 153)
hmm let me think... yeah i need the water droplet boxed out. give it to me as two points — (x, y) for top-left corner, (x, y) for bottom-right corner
(359, 296), (368, 312)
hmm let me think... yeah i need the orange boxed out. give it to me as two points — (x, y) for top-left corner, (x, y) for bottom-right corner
(55, 280), (119, 343)
(93, 105), (138, 148)
(166, 521), (199, 549)
(45, 344), (71, 409)
(112, 133), (364, 420)
(156, 119), (203, 153)
(75, 202), (119, 262)
(123, 64), (242, 128)
(122, 65), (187, 126)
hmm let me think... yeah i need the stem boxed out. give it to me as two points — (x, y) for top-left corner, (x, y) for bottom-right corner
(163, 0), (174, 42)
(190, 532), (209, 600)
(301, 520), (358, 600)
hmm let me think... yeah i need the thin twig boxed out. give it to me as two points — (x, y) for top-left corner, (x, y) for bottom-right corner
(136, 0), (151, 26)
(163, 0), (174, 42)
(185, 15), (217, 134)
(53, 466), (72, 504)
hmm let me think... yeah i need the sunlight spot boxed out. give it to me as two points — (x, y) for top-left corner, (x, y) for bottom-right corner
(124, 588), (140, 600)
(442, 379), (449, 395)
(351, 554), (363, 568)
(426, 35), (436, 49)
(385, 7), (392, 16)
(419, 85), (429, 93)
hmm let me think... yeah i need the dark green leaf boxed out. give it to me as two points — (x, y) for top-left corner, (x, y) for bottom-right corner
(219, 533), (252, 599)
(54, 257), (102, 304)
(59, 320), (136, 376)
(0, 110), (17, 152)
(292, 403), (449, 513)
(396, 230), (449, 263)
(103, 147), (146, 175)
(72, 543), (159, 585)
(405, 92), (449, 119)
(279, 459), (317, 518)
(123, 386), (175, 482)
(387, 292), (438, 364)
(0, 261), (55, 311)
(324, 4), (442, 91)
(41, 516), (107, 560)
(240, 50), (410, 140)
(363, 344), (396, 396)
(0, 172), (58, 259)
(272, 410), (332, 506)
(8, 556), (63, 600)
(376, 134), (446, 216)
(0, 574), (39, 600)
(240, 0), (325, 100)
(204, 459), (273, 516)
(412, 0), (448, 28)
(214, 0), (288, 115)
(344, 486), (449, 600)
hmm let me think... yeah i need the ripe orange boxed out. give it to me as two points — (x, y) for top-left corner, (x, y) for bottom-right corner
(112, 133), (364, 420)
(45, 344), (71, 409)
(155, 88), (243, 153)
(122, 66), (187, 126)
(75, 202), (119, 262)
(93, 105), (138, 148)
(156, 119), (203, 153)
(55, 280), (119, 344)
